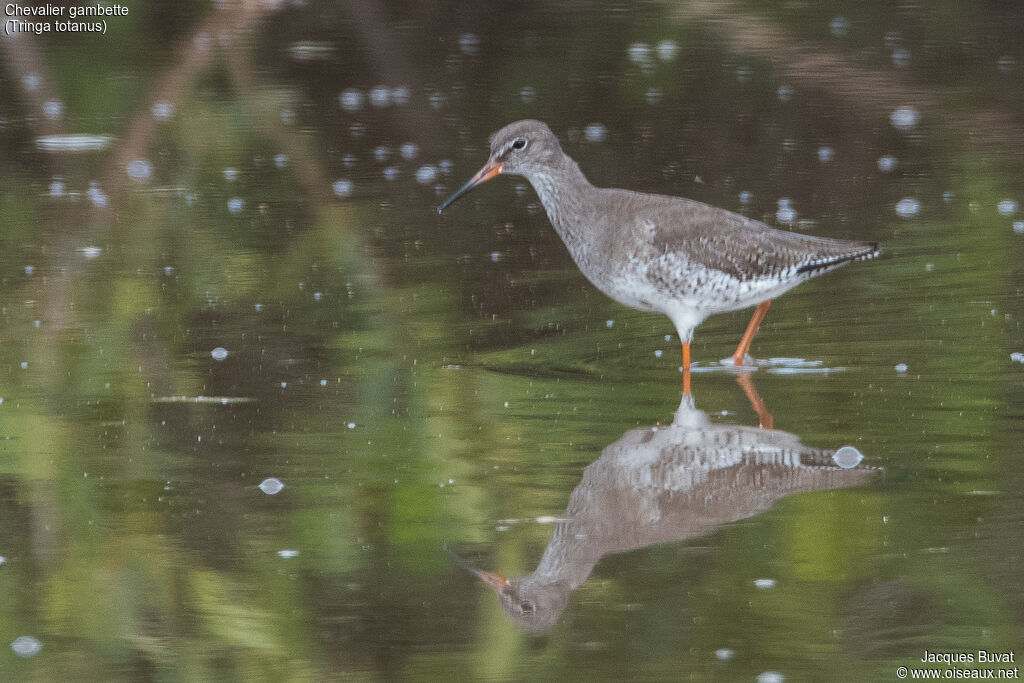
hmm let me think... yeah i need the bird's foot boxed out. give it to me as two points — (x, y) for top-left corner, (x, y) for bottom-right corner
(723, 353), (758, 370)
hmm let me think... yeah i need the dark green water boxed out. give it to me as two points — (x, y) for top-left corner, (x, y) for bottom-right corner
(1, 1), (1022, 680)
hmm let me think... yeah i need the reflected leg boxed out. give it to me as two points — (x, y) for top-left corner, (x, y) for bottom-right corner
(682, 341), (691, 395)
(731, 300), (772, 366)
(736, 372), (773, 429)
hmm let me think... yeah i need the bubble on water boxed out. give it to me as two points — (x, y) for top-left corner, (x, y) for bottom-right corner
(43, 100), (64, 119)
(829, 16), (849, 37)
(22, 73), (40, 91)
(227, 197), (245, 214)
(383, 166), (399, 181)
(735, 65), (753, 83)
(942, 191), (954, 203)
(776, 84), (793, 102)
(374, 146), (390, 161)
(757, 672), (785, 683)
(415, 165), (437, 184)
(584, 123), (606, 142)
(606, 320), (614, 328)
(254, 303), (263, 312)
(877, 155), (897, 172)
(259, 478), (285, 495)
(997, 55), (1016, 73)
(627, 42), (652, 65)
(0, 555), (5, 565)
(490, 251), (502, 262)
(1013, 221), (1024, 234)
(274, 153), (288, 168)
(339, 88), (364, 112)
(78, 246), (101, 258)
(87, 182), (108, 208)
(368, 85), (391, 108)
(211, 347), (229, 361)
(890, 106), (919, 131)
(656, 40), (679, 62)
(753, 578), (776, 589)
(347, 422), (356, 429)
(894, 363), (908, 372)
(164, 266), (174, 275)
(126, 159), (153, 181)
(333, 179), (353, 197)
(342, 153), (357, 168)
(654, 349), (663, 358)
(25, 265), (35, 275)
(817, 146), (834, 163)
(20, 362), (28, 370)
(400, 142), (419, 160)
(776, 197), (796, 224)
(280, 108), (296, 125)
(313, 292), (322, 301)
(49, 179), (65, 197)
(320, 379), (328, 386)
(738, 190), (752, 205)
(997, 199), (1017, 216)
(832, 446), (864, 469)
(11, 636), (42, 658)
(895, 197), (920, 217)
(457, 33), (480, 55)
(715, 648), (735, 661)
(223, 167), (238, 181)
(439, 159), (454, 175)
(390, 86), (410, 105)
(1011, 352), (1024, 364)
(152, 101), (175, 120)
(428, 91), (447, 109)
(277, 549), (300, 559)
(520, 85), (536, 103)
(892, 48), (911, 67)
(645, 88), (662, 105)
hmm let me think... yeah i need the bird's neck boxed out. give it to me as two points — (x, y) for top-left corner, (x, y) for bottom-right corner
(526, 158), (595, 245)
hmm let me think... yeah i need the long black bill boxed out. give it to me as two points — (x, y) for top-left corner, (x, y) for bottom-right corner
(436, 160), (503, 214)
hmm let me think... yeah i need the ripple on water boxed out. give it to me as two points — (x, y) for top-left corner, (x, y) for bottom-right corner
(895, 197), (920, 217)
(890, 106), (920, 131)
(832, 446), (864, 469)
(259, 478), (284, 495)
(11, 636), (42, 658)
(36, 134), (113, 152)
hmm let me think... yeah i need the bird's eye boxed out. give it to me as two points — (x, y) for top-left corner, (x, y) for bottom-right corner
(511, 138), (527, 150)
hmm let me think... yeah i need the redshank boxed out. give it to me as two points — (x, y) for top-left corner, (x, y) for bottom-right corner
(438, 120), (880, 391)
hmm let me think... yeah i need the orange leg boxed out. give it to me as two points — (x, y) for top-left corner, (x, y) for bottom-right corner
(731, 300), (772, 366)
(682, 341), (692, 395)
(736, 372), (774, 429)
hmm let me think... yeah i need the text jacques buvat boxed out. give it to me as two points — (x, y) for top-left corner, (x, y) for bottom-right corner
(4, 3), (129, 35)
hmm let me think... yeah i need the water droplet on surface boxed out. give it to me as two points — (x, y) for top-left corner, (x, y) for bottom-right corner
(606, 320), (614, 328)
(817, 146), (834, 163)
(776, 84), (793, 102)
(259, 478), (285, 495)
(877, 155), (897, 172)
(347, 422), (356, 429)
(1013, 221), (1024, 234)
(211, 347), (229, 361)
(227, 197), (245, 214)
(997, 199), (1017, 216)
(11, 636), (41, 658)
(1009, 352), (1023, 364)
(338, 88), (364, 112)
(383, 166), (399, 181)
(738, 190), (752, 204)
(490, 251), (502, 262)
(49, 179), (65, 197)
(753, 578), (776, 589)
(25, 265), (34, 275)
(715, 648), (734, 661)
(88, 182), (109, 208)
(373, 146), (390, 161)
(126, 159), (153, 181)
(894, 363), (908, 373)
(584, 123), (606, 142)
(22, 73), (40, 90)
(654, 349), (663, 358)
(890, 106), (919, 131)
(320, 379), (328, 386)
(832, 446), (864, 469)
(895, 198), (920, 217)
(223, 167), (238, 181)
(332, 179), (353, 197)
(274, 153), (288, 168)
(627, 42), (652, 65)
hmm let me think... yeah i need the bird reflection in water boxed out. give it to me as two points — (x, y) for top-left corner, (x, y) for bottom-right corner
(455, 393), (878, 634)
